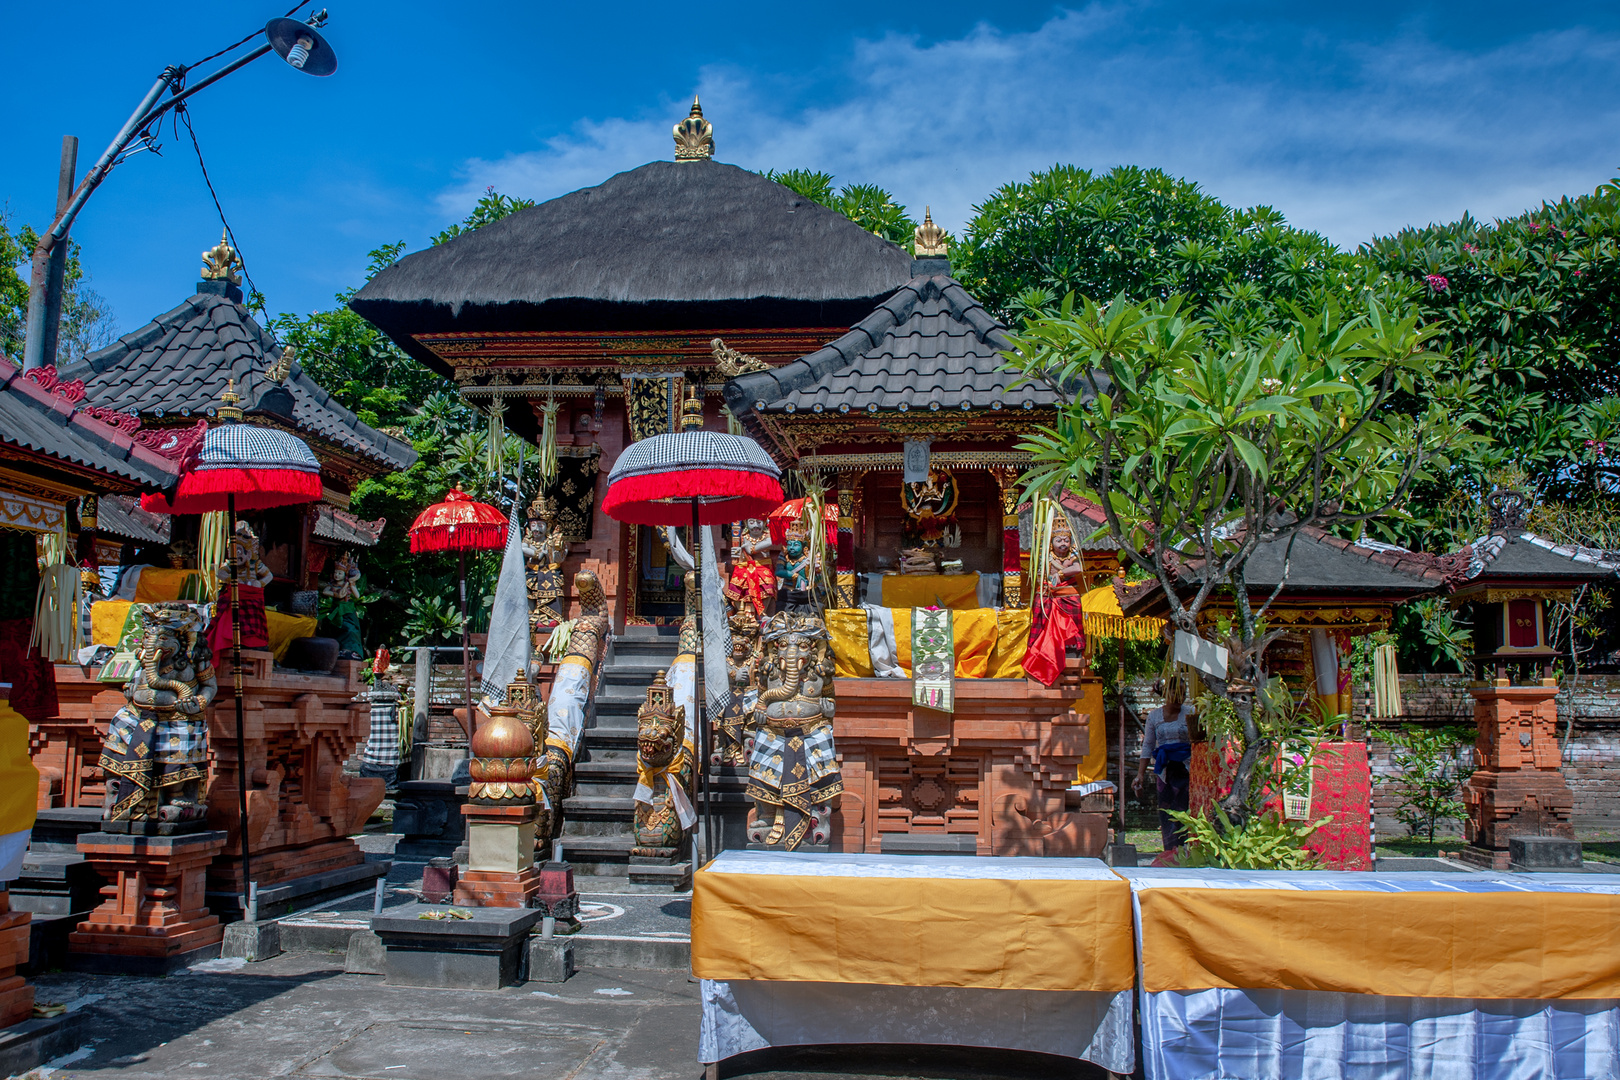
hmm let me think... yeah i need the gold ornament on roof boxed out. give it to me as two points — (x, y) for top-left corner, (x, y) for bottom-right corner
(217, 379), (244, 422)
(913, 207), (947, 258)
(267, 345), (295, 384)
(200, 228), (242, 285)
(711, 337), (769, 377)
(674, 96), (714, 161)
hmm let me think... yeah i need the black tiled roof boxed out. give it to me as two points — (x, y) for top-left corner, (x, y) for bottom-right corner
(59, 291), (416, 473)
(313, 504), (385, 548)
(0, 359), (182, 491)
(1457, 533), (1619, 583)
(96, 495), (171, 544)
(725, 275), (1060, 417)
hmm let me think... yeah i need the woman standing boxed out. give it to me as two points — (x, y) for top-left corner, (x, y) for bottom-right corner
(1133, 675), (1194, 853)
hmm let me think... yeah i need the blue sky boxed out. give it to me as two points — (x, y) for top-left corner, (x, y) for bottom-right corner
(6, 1), (1620, 342)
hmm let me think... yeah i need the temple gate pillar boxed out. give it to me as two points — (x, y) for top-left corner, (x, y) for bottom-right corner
(1459, 680), (1577, 870)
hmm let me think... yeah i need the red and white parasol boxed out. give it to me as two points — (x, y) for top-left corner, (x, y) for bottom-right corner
(408, 487), (508, 734)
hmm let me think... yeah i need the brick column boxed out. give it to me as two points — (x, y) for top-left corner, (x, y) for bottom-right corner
(68, 830), (228, 974)
(1459, 681), (1576, 870)
(0, 890), (32, 1030)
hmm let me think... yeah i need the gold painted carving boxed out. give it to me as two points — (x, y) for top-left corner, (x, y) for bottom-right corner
(711, 337), (769, 377)
(674, 96), (715, 161)
(200, 228), (241, 285)
(913, 207), (948, 258)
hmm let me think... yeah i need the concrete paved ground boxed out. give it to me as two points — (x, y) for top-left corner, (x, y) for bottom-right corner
(21, 957), (1119, 1080)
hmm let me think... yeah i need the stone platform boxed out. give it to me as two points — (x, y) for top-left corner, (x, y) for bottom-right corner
(68, 830), (228, 975)
(371, 902), (543, 990)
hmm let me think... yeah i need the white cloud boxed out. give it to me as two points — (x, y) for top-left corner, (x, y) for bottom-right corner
(435, 4), (1620, 247)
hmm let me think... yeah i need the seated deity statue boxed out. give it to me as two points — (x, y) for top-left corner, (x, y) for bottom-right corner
(321, 550), (365, 658)
(746, 611), (843, 849)
(100, 602), (218, 830)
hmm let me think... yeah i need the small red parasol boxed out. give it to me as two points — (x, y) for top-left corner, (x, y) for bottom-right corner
(140, 381), (321, 915)
(603, 392), (783, 866)
(767, 497), (839, 548)
(407, 487), (508, 552)
(408, 487), (508, 736)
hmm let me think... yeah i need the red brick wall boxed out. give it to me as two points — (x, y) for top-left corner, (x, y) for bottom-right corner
(1365, 674), (1620, 836)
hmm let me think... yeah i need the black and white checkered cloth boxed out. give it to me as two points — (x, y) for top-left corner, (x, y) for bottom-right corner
(606, 431), (779, 483)
(362, 686), (402, 768)
(195, 422), (321, 473)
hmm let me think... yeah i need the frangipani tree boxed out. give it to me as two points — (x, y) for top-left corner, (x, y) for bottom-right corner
(1004, 294), (1477, 819)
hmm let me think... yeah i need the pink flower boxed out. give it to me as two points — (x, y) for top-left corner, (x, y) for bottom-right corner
(1425, 274), (1450, 293)
(1463, 243), (1479, 254)
(1575, 270), (1584, 277)
(1292, 753), (1306, 766)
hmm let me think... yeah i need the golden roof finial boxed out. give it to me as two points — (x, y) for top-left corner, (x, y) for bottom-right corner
(674, 95), (714, 162)
(267, 345), (295, 384)
(201, 227), (242, 286)
(217, 378), (244, 422)
(680, 386), (705, 431)
(913, 206), (948, 258)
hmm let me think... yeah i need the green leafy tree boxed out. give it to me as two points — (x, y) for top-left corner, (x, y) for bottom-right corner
(431, 188), (536, 246)
(1, 212), (117, 363)
(954, 165), (1377, 332)
(1005, 293), (1475, 820)
(1377, 725), (1476, 842)
(761, 170), (919, 246)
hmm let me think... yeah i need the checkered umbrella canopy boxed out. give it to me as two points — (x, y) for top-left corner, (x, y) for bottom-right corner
(603, 430), (783, 526)
(408, 487), (508, 553)
(140, 421), (322, 514)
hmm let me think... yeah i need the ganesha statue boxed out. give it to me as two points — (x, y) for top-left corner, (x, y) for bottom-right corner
(631, 669), (696, 859)
(746, 611), (843, 849)
(100, 602), (218, 832)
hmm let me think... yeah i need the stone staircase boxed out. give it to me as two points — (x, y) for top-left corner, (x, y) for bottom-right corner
(559, 626), (692, 892)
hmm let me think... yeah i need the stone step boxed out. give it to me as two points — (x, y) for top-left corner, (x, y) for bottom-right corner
(560, 819), (627, 837)
(561, 795), (635, 818)
(575, 759), (636, 780)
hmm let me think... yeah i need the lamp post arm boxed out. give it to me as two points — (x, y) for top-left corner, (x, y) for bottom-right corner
(21, 67), (179, 370)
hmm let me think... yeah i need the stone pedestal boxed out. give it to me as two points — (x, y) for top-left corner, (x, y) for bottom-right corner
(0, 891), (33, 1030)
(372, 902), (542, 989)
(392, 780), (468, 860)
(452, 804), (542, 908)
(68, 830), (228, 974)
(1460, 682), (1576, 871)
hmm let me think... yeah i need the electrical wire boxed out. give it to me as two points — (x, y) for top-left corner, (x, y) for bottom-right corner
(182, 2), (306, 73)
(176, 103), (269, 321)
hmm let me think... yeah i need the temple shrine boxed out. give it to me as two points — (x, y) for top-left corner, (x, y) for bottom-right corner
(349, 106), (1116, 859)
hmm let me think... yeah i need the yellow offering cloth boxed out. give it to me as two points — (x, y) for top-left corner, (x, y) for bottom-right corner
(1136, 883), (1620, 1000)
(133, 567), (208, 603)
(692, 852), (1136, 992)
(0, 698), (40, 840)
(880, 574), (980, 610)
(91, 601), (316, 664)
(824, 607), (1030, 679)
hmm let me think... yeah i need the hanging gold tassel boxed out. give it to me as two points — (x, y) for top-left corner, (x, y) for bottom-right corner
(486, 397), (507, 478)
(539, 397), (559, 481)
(198, 510), (230, 599)
(803, 480), (834, 605)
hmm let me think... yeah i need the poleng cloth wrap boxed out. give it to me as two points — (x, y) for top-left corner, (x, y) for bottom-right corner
(1137, 886), (1620, 999)
(880, 573), (980, 610)
(693, 856), (1134, 992)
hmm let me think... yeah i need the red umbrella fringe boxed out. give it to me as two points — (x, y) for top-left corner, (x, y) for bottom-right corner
(409, 523), (508, 553)
(602, 470), (783, 527)
(140, 468), (323, 514)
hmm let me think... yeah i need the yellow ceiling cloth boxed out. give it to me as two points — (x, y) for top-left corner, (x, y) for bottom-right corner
(1082, 583), (1165, 641)
(825, 607), (1030, 679)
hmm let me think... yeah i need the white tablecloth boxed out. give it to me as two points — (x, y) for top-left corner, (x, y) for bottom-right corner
(1120, 868), (1620, 1080)
(698, 851), (1134, 1072)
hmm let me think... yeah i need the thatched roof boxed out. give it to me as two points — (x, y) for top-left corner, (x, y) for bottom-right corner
(349, 161), (914, 369)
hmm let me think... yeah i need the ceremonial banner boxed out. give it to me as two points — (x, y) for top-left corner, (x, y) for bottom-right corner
(911, 607), (955, 712)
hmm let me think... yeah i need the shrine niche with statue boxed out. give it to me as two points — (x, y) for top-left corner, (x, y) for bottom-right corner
(723, 226), (1115, 858)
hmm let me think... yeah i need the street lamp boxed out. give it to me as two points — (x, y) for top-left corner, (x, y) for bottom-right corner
(20, 10), (338, 371)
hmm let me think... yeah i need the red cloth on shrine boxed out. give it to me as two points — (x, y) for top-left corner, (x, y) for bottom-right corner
(1300, 741), (1374, 870)
(0, 617), (58, 724)
(1024, 587), (1085, 687)
(725, 559), (776, 617)
(209, 585), (269, 660)
(1186, 738), (1373, 870)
